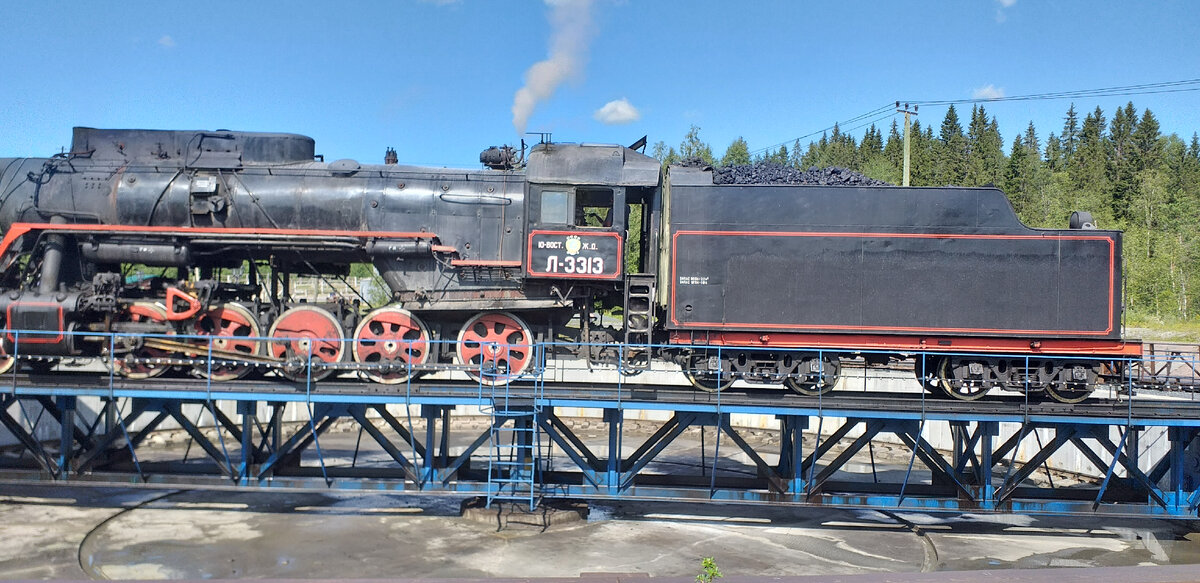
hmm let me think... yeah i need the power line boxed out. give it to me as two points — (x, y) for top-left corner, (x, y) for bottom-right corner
(904, 78), (1200, 107)
(749, 102), (895, 155)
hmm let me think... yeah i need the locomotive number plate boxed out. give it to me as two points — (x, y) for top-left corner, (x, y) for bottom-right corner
(527, 230), (622, 279)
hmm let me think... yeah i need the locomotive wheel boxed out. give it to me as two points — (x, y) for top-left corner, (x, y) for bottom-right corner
(191, 303), (262, 381)
(1044, 363), (1098, 404)
(456, 311), (533, 385)
(784, 355), (841, 396)
(112, 303), (173, 379)
(268, 306), (346, 382)
(938, 357), (991, 401)
(352, 307), (431, 384)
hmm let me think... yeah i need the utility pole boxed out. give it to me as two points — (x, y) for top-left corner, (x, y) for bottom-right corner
(896, 102), (918, 186)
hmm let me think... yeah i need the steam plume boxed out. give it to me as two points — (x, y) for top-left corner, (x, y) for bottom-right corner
(512, 0), (594, 135)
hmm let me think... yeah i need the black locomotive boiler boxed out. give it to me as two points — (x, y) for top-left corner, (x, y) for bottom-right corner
(0, 127), (1140, 402)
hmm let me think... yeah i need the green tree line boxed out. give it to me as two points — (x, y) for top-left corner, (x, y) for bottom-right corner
(651, 103), (1200, 325)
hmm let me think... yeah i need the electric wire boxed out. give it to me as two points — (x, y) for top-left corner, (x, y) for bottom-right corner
(904, 78), (1200, 107)
(750, 102), (896, 156)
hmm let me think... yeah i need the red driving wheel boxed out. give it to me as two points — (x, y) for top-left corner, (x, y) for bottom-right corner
(456, 311), (533, 385)
(191, 303), (261, 381)
(352, 307), (431, 384)
(268, 305), (345, 382)
(113, 302), (173, 379)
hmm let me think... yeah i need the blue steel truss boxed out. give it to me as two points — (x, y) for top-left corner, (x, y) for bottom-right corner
(1, 330), (1200, 518)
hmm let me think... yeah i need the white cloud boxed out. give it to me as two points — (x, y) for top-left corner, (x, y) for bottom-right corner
(995, 0), (1015, 22)
(158, 35), (176, 48)
(972, 84), (1005, 100)
(593, 98), (640, 125)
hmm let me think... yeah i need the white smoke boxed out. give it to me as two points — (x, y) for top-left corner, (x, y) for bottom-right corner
(512, 0), (595, 135)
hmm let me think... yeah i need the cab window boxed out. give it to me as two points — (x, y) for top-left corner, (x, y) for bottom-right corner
(576, 188), (614, 228)
(540, 190), (570, 224)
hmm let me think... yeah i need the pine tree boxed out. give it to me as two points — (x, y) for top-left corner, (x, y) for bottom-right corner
(1061, 103), (1080, 162)
(1107, 102), (1139, 221)
(1132, 108), (1163, 172)
(825, 123), (859, 169)
(1004, 134), (1030, 214)
(1023, 122), (1041, 160)
(1070, 106), (1109, 216)
(884, 120), (903, 170)
(719, 137), (750, 167)
(965, 106), (1005, 186)
(860, 124), (884, 155)
(799, 141), (820, 169)
(910, 123), (937, 186)
(858, 124), (898, 184)
(1044, 132), (1062, 170)
(934, 106), (967, 186)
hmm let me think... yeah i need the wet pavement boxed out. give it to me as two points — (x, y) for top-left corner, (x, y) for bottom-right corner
(2, 484), (1200, 580)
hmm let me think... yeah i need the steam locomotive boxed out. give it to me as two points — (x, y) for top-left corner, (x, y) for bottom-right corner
(0, 128), (1141, 402)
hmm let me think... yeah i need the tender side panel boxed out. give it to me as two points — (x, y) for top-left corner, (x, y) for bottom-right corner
(670, 232), (1117, 339)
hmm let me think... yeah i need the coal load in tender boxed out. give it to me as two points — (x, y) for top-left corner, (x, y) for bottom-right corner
(712, 163), (892, 186)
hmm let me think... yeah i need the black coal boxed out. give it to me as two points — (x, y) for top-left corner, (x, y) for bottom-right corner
(712, 163), (891, 186)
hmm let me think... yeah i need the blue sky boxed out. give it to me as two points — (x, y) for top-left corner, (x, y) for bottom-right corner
(1, 0), (1197, 167)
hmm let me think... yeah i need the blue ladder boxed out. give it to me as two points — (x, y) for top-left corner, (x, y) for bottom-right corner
(487, 405), (541, 510)
(485, 372), (544, 510)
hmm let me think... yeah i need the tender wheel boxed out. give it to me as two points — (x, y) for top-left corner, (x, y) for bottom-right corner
(352, 307), (431, 384)
(456, 311), (533, 385)
(191, 303), (262, 381)
(683, 352), (733, 392)
(916, 356), (942, 394)
(112, 303), (173, 379)
(784, 354), (841, 396)
(939, 357), (991, 401)
(1044, 363), (1098, 404)
(685, 369), (733, 392)
(268, 306), (346, 382)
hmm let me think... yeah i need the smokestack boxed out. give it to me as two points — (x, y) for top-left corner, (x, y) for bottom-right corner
(511, 0), (594, 135)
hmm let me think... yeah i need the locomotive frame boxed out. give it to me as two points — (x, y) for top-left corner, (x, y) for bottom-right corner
(0, 127), (1141, 402)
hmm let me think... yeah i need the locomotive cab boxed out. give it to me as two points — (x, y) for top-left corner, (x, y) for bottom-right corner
(523, 142), (660, 281)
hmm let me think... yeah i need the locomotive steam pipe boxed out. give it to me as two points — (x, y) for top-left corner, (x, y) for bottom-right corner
(37, 216), (67, 295)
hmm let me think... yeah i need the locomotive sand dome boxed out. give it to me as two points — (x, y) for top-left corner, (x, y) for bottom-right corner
(0, 127), (1140, 401)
